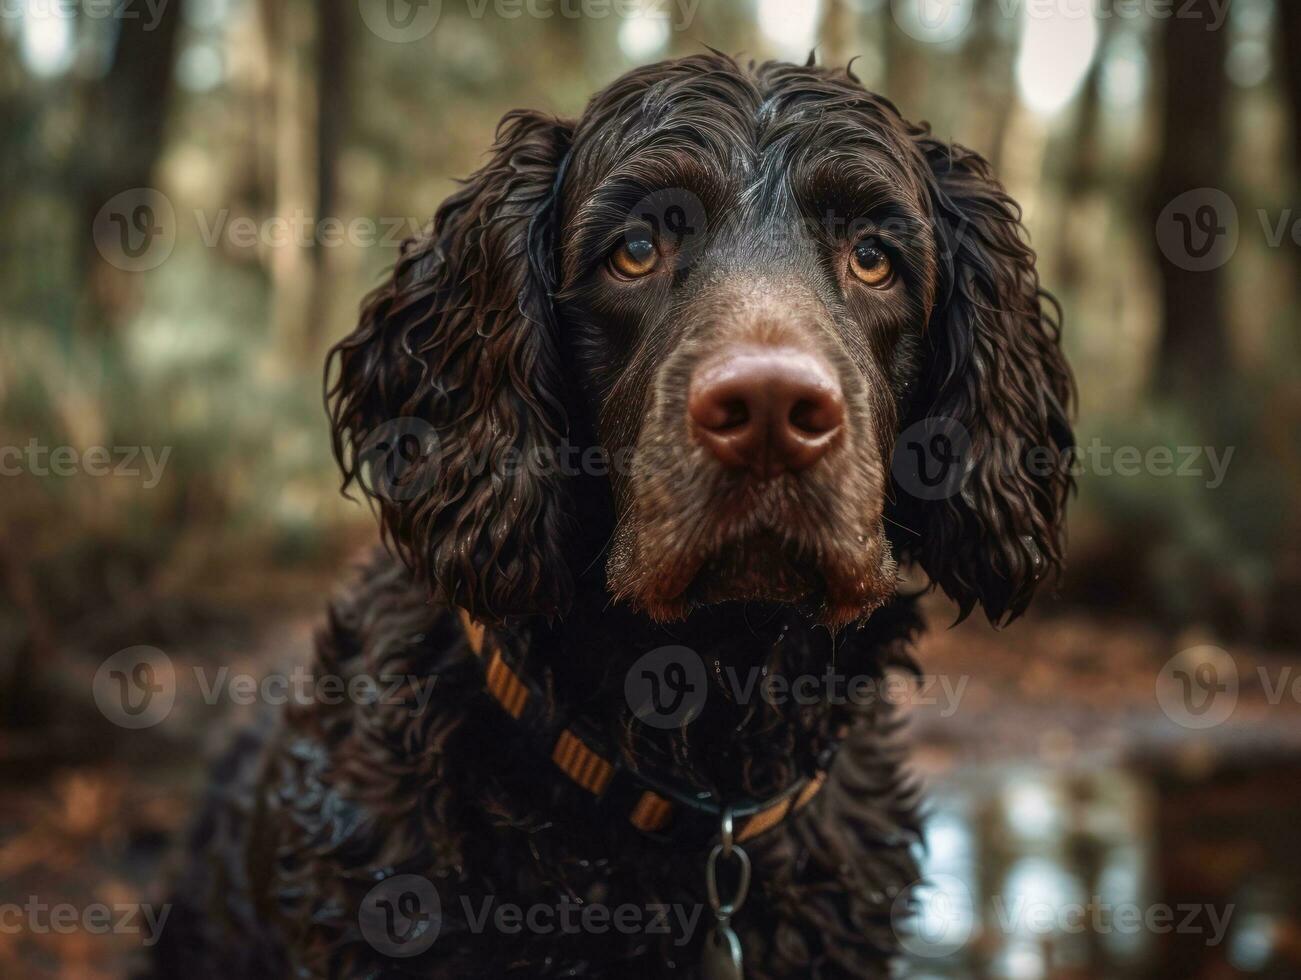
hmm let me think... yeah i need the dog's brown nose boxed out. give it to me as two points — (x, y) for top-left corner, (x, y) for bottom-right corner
(688, 346), (844, 477)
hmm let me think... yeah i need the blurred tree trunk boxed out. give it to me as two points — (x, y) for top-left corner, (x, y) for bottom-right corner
(0, 534), (58, 729)
(882, 10), (925, 116)
(0, 34), (21, 207)
(305, 0), (350, 352)
(1054, 14), (1115, 293)
(955, 0), (1020, 175)
(1267, 5), (1301, 646)
(77, 1), (183, 332)
(260, 0), (318, 356)
(958, 0), (1006, 163)
(1281, 1), (1301, 278)
(818, 0), (854, 68)
(1149, 0), (1230, 397)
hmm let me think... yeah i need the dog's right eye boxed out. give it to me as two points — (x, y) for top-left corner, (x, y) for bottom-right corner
(609, 237), (659, 279)
(849, 238), (895, 288)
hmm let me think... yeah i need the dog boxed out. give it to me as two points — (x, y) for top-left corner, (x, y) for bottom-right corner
(151, 53), (1073, 979)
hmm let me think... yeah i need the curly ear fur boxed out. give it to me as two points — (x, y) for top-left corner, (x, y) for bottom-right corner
(895, 133), (1075, 624)
(326, 110), (574, 622)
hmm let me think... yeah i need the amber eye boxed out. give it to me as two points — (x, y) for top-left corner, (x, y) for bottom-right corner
(610, 237), (658, 278)
(849, 239), (894, 288)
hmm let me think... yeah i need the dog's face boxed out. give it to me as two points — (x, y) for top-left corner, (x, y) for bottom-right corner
(555, 62), (947, 626)
(328, 55), (1073, 629)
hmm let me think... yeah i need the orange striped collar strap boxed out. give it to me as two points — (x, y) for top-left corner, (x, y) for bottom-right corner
(457, 609), (836, 845)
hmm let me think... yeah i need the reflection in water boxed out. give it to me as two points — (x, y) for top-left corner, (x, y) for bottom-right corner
(903, 761), (1301, 978)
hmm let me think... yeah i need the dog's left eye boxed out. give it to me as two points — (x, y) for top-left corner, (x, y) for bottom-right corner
(849, 239), (894, 288)
(609, 237), (659, 279)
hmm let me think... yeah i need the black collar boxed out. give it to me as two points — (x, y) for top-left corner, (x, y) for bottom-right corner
(458, 610), (838, 846)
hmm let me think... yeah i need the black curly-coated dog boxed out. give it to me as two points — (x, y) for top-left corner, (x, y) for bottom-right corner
(152, 53), (1073, 979)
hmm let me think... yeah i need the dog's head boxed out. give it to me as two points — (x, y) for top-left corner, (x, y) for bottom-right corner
(327, 54), (1073, 630)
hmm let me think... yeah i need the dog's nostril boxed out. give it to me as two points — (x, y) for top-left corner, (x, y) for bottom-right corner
(692, 393), (750, 432)
(790, 398), (837, 436)
(716, 399), (749, 431)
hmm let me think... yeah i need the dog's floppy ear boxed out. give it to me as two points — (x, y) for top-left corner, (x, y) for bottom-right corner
(326, 110), (574, 623)
(893, 134), (1075, 624)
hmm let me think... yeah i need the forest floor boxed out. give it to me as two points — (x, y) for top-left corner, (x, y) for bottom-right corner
(1, 581), (1298, 979)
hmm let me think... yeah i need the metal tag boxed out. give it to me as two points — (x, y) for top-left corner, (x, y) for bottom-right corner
(702, 923), (744, 980)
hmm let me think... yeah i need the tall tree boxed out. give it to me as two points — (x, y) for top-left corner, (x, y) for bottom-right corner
(259, 0), (316, 353)
(315, 0), (347, 251)
(1271, 4), (1301, 647)
(959, 0), (1015, 171)
(305, 0), (351, 352)
(1148, 0), (1231, 396)
(1054, 14), (1116, 294)
(1280, 0), (1301, 279)
(77, 0), (183, 331)
(817, 0), (855, 68)
(881, 7), (926, 116)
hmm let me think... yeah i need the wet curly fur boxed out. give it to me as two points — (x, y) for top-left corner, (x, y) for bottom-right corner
(151, 54), (1072, 979)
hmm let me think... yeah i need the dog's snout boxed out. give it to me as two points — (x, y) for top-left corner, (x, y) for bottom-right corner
(688, 346), (844, 478)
